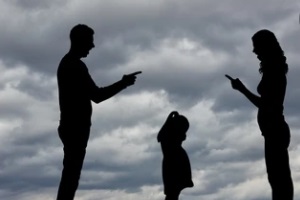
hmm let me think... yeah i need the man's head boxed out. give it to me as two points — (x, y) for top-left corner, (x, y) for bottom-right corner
(70, 24), (95, 58)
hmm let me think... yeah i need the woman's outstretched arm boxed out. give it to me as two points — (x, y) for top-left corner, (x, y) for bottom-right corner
(225, 74), (261, 108)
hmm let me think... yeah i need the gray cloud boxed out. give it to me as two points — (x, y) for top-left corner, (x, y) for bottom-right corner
(1, 0), (300, 200)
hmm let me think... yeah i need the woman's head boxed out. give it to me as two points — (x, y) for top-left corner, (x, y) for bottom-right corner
(251, 29), (288, 74)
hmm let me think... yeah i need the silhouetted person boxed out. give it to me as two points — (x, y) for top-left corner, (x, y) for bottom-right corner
(157, 111), (194, 200)
(56, 24), (141, 200)
(226, 29), (293, 200)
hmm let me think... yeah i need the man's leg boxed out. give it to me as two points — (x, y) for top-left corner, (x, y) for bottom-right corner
(56, 126), (90, 200)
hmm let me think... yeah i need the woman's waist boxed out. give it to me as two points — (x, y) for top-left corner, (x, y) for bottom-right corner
(257, 108), (284, 118)
(257, 108), (286, 123)
(257, 110), (289, 133)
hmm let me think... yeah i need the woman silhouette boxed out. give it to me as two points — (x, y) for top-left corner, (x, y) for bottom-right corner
(157, 111), (194, 200)
(226, 29), (293, 200)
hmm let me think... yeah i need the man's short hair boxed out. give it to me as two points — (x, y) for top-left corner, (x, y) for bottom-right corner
(70, 24), (94, 43)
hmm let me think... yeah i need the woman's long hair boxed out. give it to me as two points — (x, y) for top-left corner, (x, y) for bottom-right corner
(252, 29), (288, 74)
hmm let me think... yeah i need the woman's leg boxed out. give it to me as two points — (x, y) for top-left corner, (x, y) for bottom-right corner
(264, 130), (293, 200)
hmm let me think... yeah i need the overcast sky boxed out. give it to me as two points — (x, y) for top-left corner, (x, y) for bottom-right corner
(1, 0), (300, 200)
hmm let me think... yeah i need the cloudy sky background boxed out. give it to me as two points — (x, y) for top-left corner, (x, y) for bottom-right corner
(0, 0), (300, 199)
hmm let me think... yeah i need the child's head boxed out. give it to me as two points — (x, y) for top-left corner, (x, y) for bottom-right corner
(173, 115), (189, 141)
(158, 111), (190, 143)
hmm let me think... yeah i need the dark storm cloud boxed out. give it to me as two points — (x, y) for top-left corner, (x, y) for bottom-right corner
(1, 0), (300, 200)
(81, 155), (161, 192)
(0, 0), (296, 75)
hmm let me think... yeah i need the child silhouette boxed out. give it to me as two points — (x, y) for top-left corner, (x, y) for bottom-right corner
(158, 111), (194, 200)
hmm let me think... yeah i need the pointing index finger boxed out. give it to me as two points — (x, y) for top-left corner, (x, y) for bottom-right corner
(128, 71), (142, 76)
(225, 74), (234, 81)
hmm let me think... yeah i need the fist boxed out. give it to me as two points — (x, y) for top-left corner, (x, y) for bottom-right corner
(225, 74), (245, 91)
(122, 71), (142, 87)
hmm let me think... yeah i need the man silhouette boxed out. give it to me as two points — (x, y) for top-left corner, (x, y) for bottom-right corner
(56, 24), (141, 200)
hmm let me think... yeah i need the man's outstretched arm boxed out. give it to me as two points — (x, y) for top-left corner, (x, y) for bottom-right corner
(89, 71), (142, 103)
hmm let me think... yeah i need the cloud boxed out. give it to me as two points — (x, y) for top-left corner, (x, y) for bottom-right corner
(0, 0), (300, 200)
